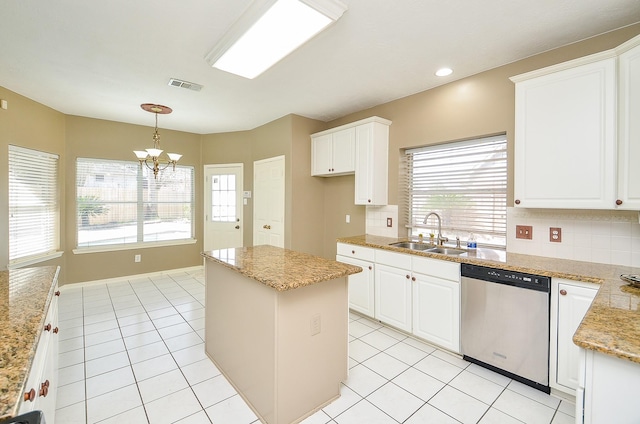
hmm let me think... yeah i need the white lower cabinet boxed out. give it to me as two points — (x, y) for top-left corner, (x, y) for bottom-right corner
(375, 263), (412, 332)
(579, 348), (640, 424)
(550, 278), (597, 394)
(19, 285), (59, 423)
(338, 255), (375, 318)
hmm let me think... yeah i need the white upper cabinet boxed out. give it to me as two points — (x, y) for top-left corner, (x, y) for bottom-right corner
(354, 121), (389, 205)
(617, 36), (640, 210)
(311, 116), (391, 205)
(311, 127), (355, 176)
(512, 54), (617, 209)
(512, 33), (640, 210)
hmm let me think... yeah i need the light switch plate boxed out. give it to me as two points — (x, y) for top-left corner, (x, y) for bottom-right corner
(516, 225), (533, 240)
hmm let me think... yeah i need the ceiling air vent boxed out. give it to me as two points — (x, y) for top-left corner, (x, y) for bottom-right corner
(168, 78), (203, 92)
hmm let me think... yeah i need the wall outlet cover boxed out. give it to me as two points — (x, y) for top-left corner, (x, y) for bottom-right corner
(550, 227), (562, 243)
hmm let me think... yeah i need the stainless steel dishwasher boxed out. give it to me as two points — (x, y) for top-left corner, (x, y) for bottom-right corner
(460, 263), (551, 393)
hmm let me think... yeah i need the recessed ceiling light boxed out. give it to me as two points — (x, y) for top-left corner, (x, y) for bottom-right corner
(435, 68), (453, 77)
(206, 0), (348, 79)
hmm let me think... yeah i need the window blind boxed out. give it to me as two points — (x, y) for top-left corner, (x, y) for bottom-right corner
(401, 135), (507, 248)
(77, 158), (194, 248)
(8, 145), (60, 262)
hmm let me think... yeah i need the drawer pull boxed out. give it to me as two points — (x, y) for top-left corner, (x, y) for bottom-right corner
(368, 266), (372, 270)
(406, 275), (410, 279)
(55, 291), (61, 296)
(351, 250), (355, 254)
(24, 388), (36, 402)
(53, 327), (59, 334)
(44, 323), (52, 332)
(560, 289), (567, 296)
(411, 277), (416, 281)
(39, 380), (50, 397)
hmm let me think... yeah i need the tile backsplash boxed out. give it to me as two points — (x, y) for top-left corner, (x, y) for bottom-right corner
(507, 207), (640, 267)
(366, 205), (398, 238)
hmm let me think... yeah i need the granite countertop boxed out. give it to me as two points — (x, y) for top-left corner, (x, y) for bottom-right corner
(338, 234), (640, 364)
(0, 266), (60, 420)
(202, 245), (362, 292)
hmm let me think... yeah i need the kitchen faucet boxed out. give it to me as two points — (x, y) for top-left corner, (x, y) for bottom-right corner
(423, 212), (449, 245)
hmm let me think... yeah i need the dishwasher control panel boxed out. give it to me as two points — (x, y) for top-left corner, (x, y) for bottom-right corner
(461, 263), (550, 292)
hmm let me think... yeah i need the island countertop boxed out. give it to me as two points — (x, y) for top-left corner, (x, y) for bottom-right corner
(0, 266), (60, 420)
(338, 235), (640, 364)
(202, 245), (362, 292)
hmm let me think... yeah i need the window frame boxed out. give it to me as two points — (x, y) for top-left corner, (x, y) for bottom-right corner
(74, 157), (196, 253)
(402, 135), (508, 249)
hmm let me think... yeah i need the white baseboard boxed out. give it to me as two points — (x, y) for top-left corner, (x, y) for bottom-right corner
(60, 265), (204, 289)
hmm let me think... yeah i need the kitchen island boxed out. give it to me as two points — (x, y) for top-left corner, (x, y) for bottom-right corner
(202, 245), (361, 424)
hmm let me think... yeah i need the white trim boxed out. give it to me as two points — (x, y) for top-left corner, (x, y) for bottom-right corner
(73, 238), (197, 255)
(510, 49), (616, 83)
(59, 265), (204, 289)
(7, 251), (64, 270)
(615, 33), (640, 55)
(311, 116), (392, 137)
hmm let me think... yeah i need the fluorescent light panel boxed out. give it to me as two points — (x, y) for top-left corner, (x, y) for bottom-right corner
(207, 0), (347, 79)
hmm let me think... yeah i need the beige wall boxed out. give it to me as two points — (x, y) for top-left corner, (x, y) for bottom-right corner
(0, 87), (66, 277)
(319, 24), (640, 259)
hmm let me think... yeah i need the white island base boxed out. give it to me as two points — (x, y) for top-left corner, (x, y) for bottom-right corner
(204, 259), (349, 424)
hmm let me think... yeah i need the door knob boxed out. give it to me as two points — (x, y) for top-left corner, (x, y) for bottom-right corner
(235, 225), (240, 229)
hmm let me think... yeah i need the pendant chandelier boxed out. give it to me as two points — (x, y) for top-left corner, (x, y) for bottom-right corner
(133, 103), (182, 179)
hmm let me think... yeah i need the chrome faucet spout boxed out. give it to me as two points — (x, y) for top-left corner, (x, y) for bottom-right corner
(423, 212), (448, 245)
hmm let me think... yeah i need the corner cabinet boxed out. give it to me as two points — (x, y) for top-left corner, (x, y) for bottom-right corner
(311, 128), (355, 176)
(354, 121), (389, 205)
(617, 35), (640, 210)
(311, 117), (391, 206)
(511, 33), (640, 210)
(549, 278), (597, 395)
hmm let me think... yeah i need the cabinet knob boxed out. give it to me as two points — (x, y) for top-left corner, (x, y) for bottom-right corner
(368, 266), (372, 270)
(53, 327), (59, 334)
(44, 323), (52, 332)
(411, 276), (416, 281)
(368, 199), (371, 203)
(235, 225), (240, 229)
(515, 199), (521, 205)
(24, 388), (36, 402)
(55, 291), (61, 296)
(616, 199), (623, 206)
(560, 289), (567, 296)
(39, 380), (50, 397)
(352, 250), (355, 254)
(406, 275), (410, 279)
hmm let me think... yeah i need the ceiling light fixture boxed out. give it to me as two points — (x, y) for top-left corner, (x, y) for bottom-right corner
(205, 0), (347, 79)
(134, 104), (182, 179)
(435, 68), (453, 77)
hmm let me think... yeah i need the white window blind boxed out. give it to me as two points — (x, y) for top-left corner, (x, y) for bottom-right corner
(8, 145), (60, 263)
(77, 158), (194, 248)
(402, 135), (507, 248)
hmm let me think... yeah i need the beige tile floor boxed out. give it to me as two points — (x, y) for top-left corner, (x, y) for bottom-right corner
(54, 269), (575, 424)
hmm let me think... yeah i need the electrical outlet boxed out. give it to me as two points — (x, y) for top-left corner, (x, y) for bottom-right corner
(345, 214), (350, 224)
(387, 217), (393, 227)
(310, 314), (321, 336)
(134, 254), (141, 263)
(550, 227), (562, 243)
(516, 225), (533, 240)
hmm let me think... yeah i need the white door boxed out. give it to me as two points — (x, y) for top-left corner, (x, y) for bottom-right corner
(204, 164), (243, 251)
(337, 255), (375, 318)
(253, 156), (285, 247)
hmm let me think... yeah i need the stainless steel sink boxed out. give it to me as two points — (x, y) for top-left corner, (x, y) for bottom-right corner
(425, 247), (466, 255)
(389, 241), (433, 251)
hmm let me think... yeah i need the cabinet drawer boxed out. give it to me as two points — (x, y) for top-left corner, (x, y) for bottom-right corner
(375, 249), (411, 269)
(412, 256), (460, 281)
(337, 243), (375, 262)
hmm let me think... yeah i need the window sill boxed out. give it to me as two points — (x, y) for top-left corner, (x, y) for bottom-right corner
(8, 251), (64, 270)
(73, 238), (197, 255)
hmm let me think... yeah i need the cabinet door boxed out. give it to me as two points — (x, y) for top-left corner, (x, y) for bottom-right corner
(375, 264), (412, 332)
(514, 57), (616, 208)
(412, 273), (460, 353)
(355, 122), (388, 205)
(617, 40), (640, 210)
(311, 134), (333, 176)
(331, 128), (355, 174)
(337, 255), (375, 318)
(556, 282), (597, 391)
